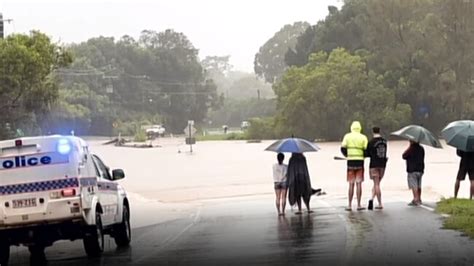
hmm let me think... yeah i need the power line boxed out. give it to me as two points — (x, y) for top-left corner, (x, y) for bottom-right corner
(56, 68), (207, 86)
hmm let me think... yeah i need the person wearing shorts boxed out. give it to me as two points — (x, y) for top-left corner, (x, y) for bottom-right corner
(341, 121), (368, 211)
(454, 149), (474, 200)
(366, 127), (388, 210)
(403, 141), (425, 206)
(273, 153), (288, 215)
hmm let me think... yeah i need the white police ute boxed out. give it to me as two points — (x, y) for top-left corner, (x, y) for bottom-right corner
(0, 135), (131, 265)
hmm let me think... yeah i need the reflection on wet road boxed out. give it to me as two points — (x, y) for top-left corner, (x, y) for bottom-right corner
(9, 195), (474, 266)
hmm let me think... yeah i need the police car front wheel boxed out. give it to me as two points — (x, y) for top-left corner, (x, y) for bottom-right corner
(0, 242), (9, 266)
(114, 204), (131, 247)
(83, 211), (104, 258)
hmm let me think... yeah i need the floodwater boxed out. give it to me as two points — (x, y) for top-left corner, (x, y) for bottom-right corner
(89, 137), (468, 204)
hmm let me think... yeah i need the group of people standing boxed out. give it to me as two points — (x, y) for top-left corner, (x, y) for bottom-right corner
(272, 120), (474, 215)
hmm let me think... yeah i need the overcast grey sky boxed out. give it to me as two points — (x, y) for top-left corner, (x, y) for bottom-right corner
(1, 0), (341, 71)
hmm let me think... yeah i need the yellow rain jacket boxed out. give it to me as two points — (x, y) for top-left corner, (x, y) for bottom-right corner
(341, 121), (368, 161)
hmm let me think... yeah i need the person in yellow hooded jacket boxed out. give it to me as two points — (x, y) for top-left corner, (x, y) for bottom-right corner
(341, 121), (368, 211)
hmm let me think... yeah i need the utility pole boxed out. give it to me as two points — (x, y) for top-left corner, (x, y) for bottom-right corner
(0, 13), (13, 39)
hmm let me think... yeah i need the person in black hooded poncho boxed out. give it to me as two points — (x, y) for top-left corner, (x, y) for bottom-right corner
(287, 153), (313, 214)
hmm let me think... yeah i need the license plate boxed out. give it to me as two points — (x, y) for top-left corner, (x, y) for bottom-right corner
(12, 198), (37, 209)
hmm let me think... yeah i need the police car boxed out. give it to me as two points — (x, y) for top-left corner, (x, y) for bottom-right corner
(0, 135), (131, 265)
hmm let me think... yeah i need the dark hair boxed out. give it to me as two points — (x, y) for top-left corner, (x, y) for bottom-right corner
(372, 127), (380, 134)
(277, 153), (284, 164)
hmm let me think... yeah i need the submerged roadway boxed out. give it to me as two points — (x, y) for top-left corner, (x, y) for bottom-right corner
(7, 194), (474, 266)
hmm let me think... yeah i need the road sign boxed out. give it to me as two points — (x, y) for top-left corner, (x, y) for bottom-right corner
(183, 126), (197, 136)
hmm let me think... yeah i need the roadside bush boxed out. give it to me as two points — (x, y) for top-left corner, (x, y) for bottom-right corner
(246, 117), (277, 140)
(133, 127), (147, 142)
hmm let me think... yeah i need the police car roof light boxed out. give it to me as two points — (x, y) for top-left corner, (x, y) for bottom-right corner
(57, 139), (72, 155)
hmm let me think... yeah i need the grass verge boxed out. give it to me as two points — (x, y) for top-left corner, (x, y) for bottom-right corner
(196, 132), (247, 141)
(436, 198), (474, 238)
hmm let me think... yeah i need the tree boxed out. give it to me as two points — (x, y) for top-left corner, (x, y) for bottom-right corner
(273, 49), (411, 140)
(285, 2), (368, 67)
(282, 0), (474, 133)
(0, 31), (72, 138)
(55, 29), (220, 135)
(254, 22), (310, 83)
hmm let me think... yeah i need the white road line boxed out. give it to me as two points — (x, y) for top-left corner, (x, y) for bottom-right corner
(134, 205), (202, 263)
(392, 195), (450, 217)
(316, 199), (356, 264)
(166, 206), (202, 244)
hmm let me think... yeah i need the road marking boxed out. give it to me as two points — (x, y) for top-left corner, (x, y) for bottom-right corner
(165, 205), (202, 244)
(392, 195), (450, 217)
(134, 205), (202, 263)
(316, 199), (357, 264)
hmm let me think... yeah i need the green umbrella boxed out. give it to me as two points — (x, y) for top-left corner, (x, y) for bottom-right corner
(441, 120), (474, 152)
(391, 125), (442, 149)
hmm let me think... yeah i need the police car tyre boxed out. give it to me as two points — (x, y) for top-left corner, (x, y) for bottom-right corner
(83, 211), (104, 258)
(114, 204), (131, 247)
(28, 245), (46, 262)
(0, 242), (9, 266)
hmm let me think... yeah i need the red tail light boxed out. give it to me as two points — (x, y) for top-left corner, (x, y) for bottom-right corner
(15, 139), (22, 147)
(61, 188), (76, 197)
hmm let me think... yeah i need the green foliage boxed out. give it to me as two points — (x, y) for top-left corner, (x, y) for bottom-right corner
(436, 198), (474, 238)
(0, 31), (72, 138)
(53, 29), (220, 135)
(246, 117), (277, 140)
(196, 132), (247, 141)
(273, 48), (411, 140)
(255, 22), (310, 83)
(282, 0), (474, 133)
(133, 127), (147, 142)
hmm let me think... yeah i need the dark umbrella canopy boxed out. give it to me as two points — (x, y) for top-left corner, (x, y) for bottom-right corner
(442, 120), (474, 152)
(391, 125), (442, 149)
(265, 138), (320, 153)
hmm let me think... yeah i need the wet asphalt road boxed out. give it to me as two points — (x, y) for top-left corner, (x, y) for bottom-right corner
(8, 195), (474, 266)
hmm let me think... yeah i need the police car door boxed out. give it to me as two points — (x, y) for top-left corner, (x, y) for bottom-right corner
(92, 155), (118, 226)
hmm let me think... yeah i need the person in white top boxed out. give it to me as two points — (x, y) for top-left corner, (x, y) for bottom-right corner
(273, 153), (288, 216)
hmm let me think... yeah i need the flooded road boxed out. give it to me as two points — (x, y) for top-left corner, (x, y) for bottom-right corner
(91, 138), (466, 203)
(8, 137), (474, 265)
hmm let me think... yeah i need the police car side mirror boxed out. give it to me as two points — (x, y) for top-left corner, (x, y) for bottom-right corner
(112, 169), (125, 181)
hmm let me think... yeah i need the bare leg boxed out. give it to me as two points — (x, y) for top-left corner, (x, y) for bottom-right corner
(454, 179), (461, 199)
(296, 197), (302, 214)
(303, 197), (311, 213)
(373, 177), (382, 207)
(356, 182), (363, 208)
(275, 189), (281, 214)
(412, 188), (418, 204)
(348, 182), (355, 210)
(418, 187), (422, 203)
(281, 189), (288, 214)
(372, 180), (376, 200)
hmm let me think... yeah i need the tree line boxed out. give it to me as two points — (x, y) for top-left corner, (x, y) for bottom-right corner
(254, 0), (474, 140)
(0, 28), (277, 138)
(0, 29), (224, 137)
